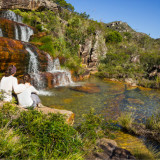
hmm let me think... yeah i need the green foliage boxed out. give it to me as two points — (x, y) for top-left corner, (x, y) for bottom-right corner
(106, 31), (123, 43)
(146, 111), (160, 131)
(76, 108), (120, 143)
(0, 103), (83, 159)
(140, 52), (160, 72)
(53, 0), (74, 12)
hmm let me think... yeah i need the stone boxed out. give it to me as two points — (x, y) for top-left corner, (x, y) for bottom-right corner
(86, 138), (136, 160)
(0, 0), (59, 12)
(70, 83), (101, 94)
(125, 78), (137, 87)
(36, 107), (75, 125)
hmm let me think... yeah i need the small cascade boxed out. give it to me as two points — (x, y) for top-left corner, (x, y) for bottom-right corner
(47, 54), (74, 87)
(26, 47), (44, 89)
(14, 24), (19, 40)
(0, 28), (3, 37)
(0, 10), (22, 23)
(19, 25), (34, 42)
(0, 10), (34, 42)
(14, 24), (34, 42)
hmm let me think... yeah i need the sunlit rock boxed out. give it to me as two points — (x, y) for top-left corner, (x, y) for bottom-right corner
(0, 0), (59, 12)
(70, 83), (100, 94)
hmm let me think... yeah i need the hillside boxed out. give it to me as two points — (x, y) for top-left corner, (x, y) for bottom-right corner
(0, 0), (160, 88)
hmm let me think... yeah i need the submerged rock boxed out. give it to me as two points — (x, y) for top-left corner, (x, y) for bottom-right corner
(70, 83), (101, 94)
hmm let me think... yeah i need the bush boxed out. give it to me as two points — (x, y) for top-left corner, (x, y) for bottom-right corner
(106, 31), (122, 43)
(0, 103), (83, 159)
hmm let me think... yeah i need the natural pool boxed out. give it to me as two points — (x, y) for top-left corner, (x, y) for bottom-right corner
(40, 77), (160, 125)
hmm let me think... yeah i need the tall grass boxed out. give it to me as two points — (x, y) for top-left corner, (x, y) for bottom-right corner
(146, 111), (160, 131)
(118, 112), (134, 132)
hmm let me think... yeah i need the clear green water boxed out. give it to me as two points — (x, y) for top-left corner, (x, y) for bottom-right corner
(40, 77), (160, 125)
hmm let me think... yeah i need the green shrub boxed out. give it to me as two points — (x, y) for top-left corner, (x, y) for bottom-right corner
(106, 31), (122, 43)
(0, 103), (83, 159)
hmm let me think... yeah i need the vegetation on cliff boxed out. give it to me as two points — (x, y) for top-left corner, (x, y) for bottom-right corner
(12, 0), (160, 88)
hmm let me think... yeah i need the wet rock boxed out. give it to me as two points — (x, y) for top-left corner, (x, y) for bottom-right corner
(0, 17), (36, 42)
(70, 83), (101, 94)
(0, 37), (48, 77)
(87, 138), (136, 160)
(0, 0), (59, 12)
(40, 71), (72, 88)
(125, 78), (137, 87)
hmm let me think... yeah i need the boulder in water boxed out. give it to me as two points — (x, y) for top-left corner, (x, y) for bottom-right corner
(70, 83), (101, 94)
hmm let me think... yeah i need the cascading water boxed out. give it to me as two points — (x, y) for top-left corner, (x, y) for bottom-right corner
(0, 10), (22, 23)
(0, 28), (3, 37)
(1, 9), (74, 89)
(18, 25), (34, 42)
(0, 10), (34, 42)
(14, 24), (19, 40)
(47, 54), (74, 87)
(26, 47), (44, 89)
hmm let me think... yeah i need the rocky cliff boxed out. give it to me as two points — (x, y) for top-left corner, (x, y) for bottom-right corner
(0, 0), (59, 12)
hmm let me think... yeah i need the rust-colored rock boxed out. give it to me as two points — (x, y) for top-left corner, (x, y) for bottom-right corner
(70, 83), (101, 94)
(40, 71), (72, 88)
(0, 18), (36, 41)
(0, 37), (48, 76)
(0, 0), (59, 12)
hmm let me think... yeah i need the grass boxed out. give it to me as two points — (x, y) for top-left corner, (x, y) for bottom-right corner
(118, 112), (134, 132)
(146, 111), (160, 131)
(132, 145), (160, 160)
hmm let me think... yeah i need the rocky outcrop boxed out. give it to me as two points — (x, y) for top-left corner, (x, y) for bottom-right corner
(87, 138), (136, 160)
(0, 0), (59, 12)
(79, 31), (107, 77)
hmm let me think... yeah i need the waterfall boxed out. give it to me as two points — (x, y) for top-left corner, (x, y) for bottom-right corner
(0, 28), (3, 37)
(26, 47), (44, 89)
(47, 54), (74, 87)
(0, 10), (22, 23)
(14, 24), (19, 40)
(16, 25), (34, 42)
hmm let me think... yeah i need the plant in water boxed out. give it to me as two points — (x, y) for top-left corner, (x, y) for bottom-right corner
(146, 110), (160, 131)
(118, 112), (134, 132)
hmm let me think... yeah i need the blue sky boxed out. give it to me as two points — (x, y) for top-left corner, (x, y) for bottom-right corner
(65, 0), (160, 39)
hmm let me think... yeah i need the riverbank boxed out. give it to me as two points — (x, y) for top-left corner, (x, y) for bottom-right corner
(0, 101), (139, 159)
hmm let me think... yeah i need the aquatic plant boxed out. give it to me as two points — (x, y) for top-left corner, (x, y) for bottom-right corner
(118, 112), (134, 132)
(146, 111), (160, 131)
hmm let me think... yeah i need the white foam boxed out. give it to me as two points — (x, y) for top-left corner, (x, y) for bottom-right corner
(38, 90), (53, 96)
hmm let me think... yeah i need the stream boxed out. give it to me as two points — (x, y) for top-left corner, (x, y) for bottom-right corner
(40, 77), (160, 125)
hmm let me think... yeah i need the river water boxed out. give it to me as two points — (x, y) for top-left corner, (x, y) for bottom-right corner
(40, 77), (160, 125)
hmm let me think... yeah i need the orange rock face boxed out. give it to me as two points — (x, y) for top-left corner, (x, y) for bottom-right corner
(0, 18), (36, 40)
(0, 37), (29, 75)
(0, 37), (48, 77)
